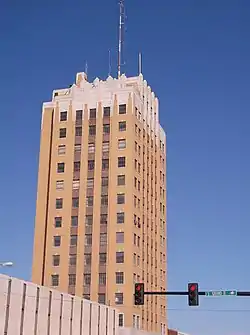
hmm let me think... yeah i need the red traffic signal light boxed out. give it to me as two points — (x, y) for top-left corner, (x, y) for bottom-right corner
(188, 283), (199, 306)
(134, 283), (144, 305)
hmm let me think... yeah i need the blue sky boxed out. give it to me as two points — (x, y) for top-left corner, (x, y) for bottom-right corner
(0, 1), (250, 334)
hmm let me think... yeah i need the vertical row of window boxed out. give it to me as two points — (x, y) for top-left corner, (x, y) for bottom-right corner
(133, 106), (166, 331)
(52, 105), (129, 305)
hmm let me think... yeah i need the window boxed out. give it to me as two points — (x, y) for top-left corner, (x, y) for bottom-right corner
(60, 111), (67, 121)
(69, 254), (77, 266)
(68, 274), (76, 286)
(119, 104), (126, 114)
(118, 314), (124, 327)
(74, 144), (81, 152)
(72, 179), (80, 190)
(84, 274), (91, 285)
(85, 215), (93, 226)
(99, 273), (106, 285)
(118, 157), (126, 168)
(58, 145), (66, 155)
(86, 196), (93, 207)
(75, 126), (82, 136)
(72, 197), (79, 208)
(102, 141), (109, 152)
(89, 108), (96, 119)
(102, 159), (109, 170)
(51, 274), (59, 287)
(57, 163), (65, 173)
(56, 198), (63, 209)
(74, 161), (80, 172)
(89, 125), (96, 135)
(71, 216), (78, 227)
(116, 272), (124, 284)
(87, 178), (94, 188)
(117, 193), (125, 204)
(101, 195), (108, 206)
(118, 139), (126, 149)
(98, 293), (106, 304)
(117, 175), (125, 185)
(70, 235), (77, 246)
(99, 253), (107, 265)
(84, 253), (92, 266)
(103, 106), (110, 117)
(102, 177), (108, 187)
(54, 236), (61, 247)
(115, 292), (124, 305)
(100, 214), (108, 225)
(59, 128), (67, 138)
(116, 232), (124, 243)
(56, 180), (64, 190)
(88, 143), (95, 154)
(85, 234), (92, 246)
(76, 110), (83, 121)
(88, 160), (95, 170)
(119, 121), (126, 131)
(117, 212), (125, 224)
(55, 217), (62, 228)
(100, 233), (107, 246)
(53, 255), (60, 266)
(103, 124), (110, 134)
(116, 251), (124, 263)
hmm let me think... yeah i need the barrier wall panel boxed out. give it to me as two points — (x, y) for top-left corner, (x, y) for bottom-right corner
(36, 286), (50, 335)
(61, 293), (72, 335)
(23, 282), (37, 334)
(72, 296), (82, 335)
(8, 278), (23, 335)
(82, 299), (91, 333)
(0, 275), (9, 335)
(90, 303), (99, 335)
(99, 304), (107, 335)
(50, 290), (62, 334)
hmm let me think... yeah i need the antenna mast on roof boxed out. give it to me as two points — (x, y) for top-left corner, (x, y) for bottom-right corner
(118, 0), (125, 78)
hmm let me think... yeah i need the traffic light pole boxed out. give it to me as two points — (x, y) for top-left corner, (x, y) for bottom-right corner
(134, 283), (250, 307)
(144, 291), (250, 296)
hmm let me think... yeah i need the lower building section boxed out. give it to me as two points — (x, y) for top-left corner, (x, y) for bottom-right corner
(0, 274), (165, 335)
(0, 274), (117, 335)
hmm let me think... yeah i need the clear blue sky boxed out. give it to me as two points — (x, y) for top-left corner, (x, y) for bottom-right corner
(0, 1), (249, 334)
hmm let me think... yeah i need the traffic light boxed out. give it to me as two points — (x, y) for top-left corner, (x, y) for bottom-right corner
(188, 283), (199, 306)
(134, 283), (144, 305)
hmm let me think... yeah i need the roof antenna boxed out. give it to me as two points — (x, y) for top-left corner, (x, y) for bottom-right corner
(108, 50), (112, 76)
(85, 61), (88, 80)
(118, 0), (125, 78)
(138, 52), (142, 75)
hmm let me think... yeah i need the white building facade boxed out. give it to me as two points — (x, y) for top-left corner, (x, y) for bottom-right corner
(0, 274), (161, 335)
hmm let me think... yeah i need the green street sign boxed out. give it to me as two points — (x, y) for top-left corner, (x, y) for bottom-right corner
(205, 290), (237, 297)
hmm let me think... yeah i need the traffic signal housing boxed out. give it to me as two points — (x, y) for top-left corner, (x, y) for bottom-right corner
(134, 283), (144, 305)
(188, 283), (199, 306)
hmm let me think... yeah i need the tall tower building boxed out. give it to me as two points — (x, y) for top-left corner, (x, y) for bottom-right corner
(32, 72), (167, 333)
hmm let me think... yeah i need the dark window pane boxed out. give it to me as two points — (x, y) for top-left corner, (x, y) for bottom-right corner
(60, 111), (67, 121)
(76, 110), (83, 121)
(103, 107), (110, 117)
(71, 216), (78, 227)
(75, 126), (82, 136)
(89, 108), (96, 119)
(56, 198), (63, 209)
(57, 163), (65, 173)
(119, 104), (126, 115)
(59, 128), (67, 138)
(119, 121), (126, 131)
